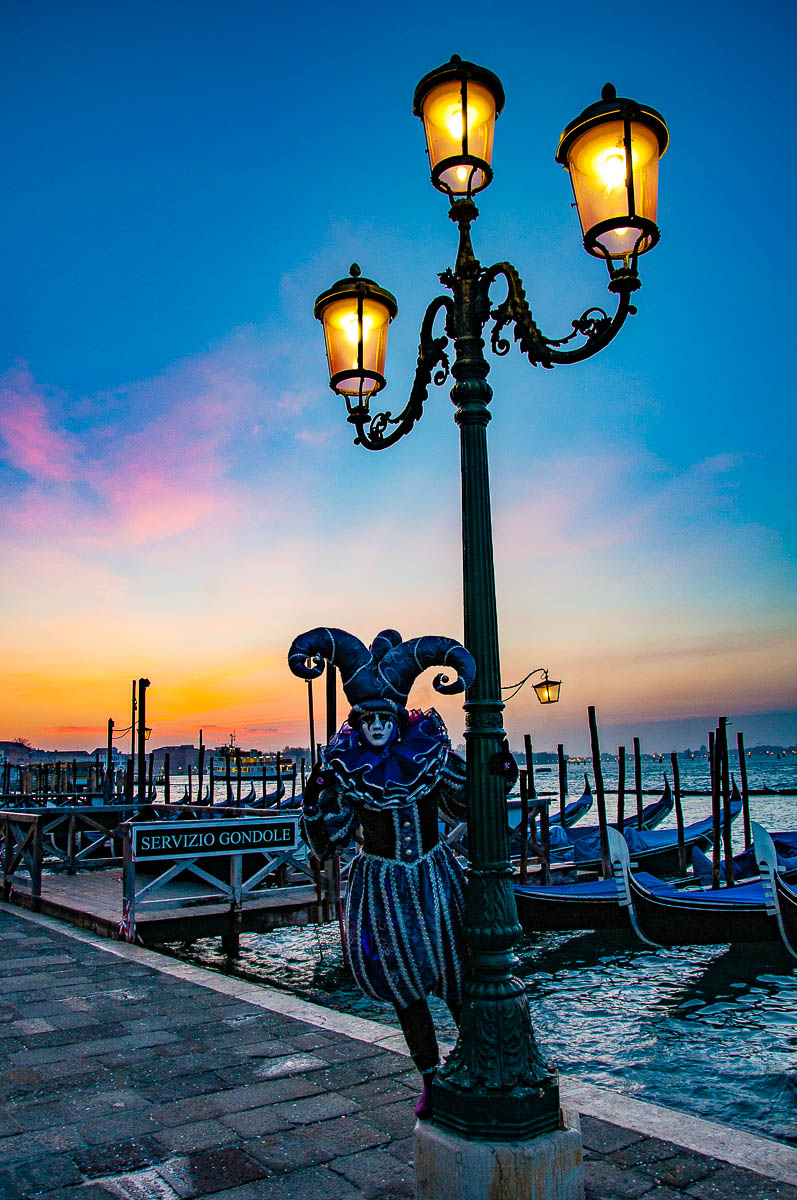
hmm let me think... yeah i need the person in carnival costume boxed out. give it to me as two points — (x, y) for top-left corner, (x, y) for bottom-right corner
(288, 626), (516, 1119)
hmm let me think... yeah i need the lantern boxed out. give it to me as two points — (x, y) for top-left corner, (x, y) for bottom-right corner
(533, 671), (561, 705)
(314, 265), (398, 408)
(557, 83), (668, 273)
(413, 55), (504, 198)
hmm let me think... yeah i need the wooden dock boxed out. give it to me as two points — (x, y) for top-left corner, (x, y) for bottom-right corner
(1, 804), (334, 947)
(6, 868), (325, 944)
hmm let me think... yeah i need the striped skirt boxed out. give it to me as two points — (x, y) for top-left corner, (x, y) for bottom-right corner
(345, 840), (467, 1009)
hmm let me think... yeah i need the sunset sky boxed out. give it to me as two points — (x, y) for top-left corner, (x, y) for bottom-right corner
(2, 0), (795, 754)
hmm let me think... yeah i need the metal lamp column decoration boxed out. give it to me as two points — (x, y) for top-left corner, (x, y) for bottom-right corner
(315, 55), (667, 1142)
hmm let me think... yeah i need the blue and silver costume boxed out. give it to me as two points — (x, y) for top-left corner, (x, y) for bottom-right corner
(301, 707), (467, 1009)
(287, 626), (477, 1015)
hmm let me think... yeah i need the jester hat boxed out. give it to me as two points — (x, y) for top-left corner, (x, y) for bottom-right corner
(287, 627), (476, 721)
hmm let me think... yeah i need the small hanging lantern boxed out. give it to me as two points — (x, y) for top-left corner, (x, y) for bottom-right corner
(533, 671), (561, 705)
(314, 265), (398, 412)
(556, 83), (668, 279)
(413, 54), (504, 198)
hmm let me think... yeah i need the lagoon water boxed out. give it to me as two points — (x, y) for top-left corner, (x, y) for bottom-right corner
(164, 752), (797, 1146)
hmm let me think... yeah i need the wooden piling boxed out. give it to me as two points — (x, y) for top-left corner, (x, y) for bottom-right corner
(671, 752), (686, 876)
(617, 746), (626, 828)
(224, 751), (231, 805)
(188, 764), (193, 805)
(557, 744), (567, 822)
(588, 706), (611, 879)
(633, 737), (644, 829)
(164, 753), (171, 805)
(737, 731), (751, 848)
(524, 735), (545, 884)
(710, 729), (720, 888)
(518, 771), (530, 885)
(196, 731), (205, 806)
(719, 717), (733, 886)
(235, 747), (242, 807)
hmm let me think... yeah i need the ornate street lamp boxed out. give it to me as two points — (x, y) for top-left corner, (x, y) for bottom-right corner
(502, 667), (562, 705)
(315, 55), (666, 1143)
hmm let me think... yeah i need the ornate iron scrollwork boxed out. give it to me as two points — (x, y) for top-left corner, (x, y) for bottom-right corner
(348, 295), (454, 450)
(482, 260), (637, 369)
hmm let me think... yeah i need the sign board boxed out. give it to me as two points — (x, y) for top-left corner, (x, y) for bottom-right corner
(131, 816), (299, 862)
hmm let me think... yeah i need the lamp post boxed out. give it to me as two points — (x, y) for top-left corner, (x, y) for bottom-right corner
(315, 56), (666, 1144)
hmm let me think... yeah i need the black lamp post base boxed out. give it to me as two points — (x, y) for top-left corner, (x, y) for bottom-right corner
(431, 1073), (561, 1142)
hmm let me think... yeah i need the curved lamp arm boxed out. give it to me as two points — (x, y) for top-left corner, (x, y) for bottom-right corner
(347, 295), (454, 450)
(501, 666), (559, 703)
(483, 262), (636, 369)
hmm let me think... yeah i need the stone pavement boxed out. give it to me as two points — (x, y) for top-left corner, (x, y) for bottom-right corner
(0, 905), (795, 1200)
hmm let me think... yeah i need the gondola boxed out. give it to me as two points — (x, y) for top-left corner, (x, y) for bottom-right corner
(553, 784), (742, 876)
(612, 827), (778, 948)
(753, 823), (797, 959)
(691, 831), (797, 886)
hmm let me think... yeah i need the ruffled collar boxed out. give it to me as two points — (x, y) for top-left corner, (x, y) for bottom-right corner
(322, 708), (449, 810)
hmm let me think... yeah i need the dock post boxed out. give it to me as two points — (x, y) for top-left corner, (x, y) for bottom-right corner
(737, 731), (751, 848)
(197, 731), (205, 807)
(671, 752), (686, 875)
(164, 753), (171, 805)
(633, 737), (644, 828)
(106, 719), (114, 803)
(617, 746), (626, 827)
(518, 771), (529, 885)
(223, 853), (242, 957)
(588, 707), (611, 879)
(709, 729), (720, 888)
(557, 743), (567, 821)
(718, 717), (733, 885)
(137, 678), (150, 804)
(121, 830), (137, 943)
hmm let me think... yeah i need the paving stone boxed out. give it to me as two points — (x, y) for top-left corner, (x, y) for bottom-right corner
(638, 1150), (718, 1188)
(219, 1107), (295, 1139)
(338, 1075), (419, 1108)
(0, 1125), (85, 1166)
(358, 1100), (415, 1140)
(4, 1099), (75, 1131)
(0, 1153), (83, 1195)
(329, 1146), (415, 1196)
(383, 1137), (414, 1166)
(157, 1147), (269, 1198)
(153, 1119), (235, 1154)
(580, 1115), (647, 1154)
(584, 1159), (660, 1198)
(73, 1137), (166, 1179)
(91, 1166), (182, 1200)
(235, 1164), (364, 1199)
(685, 1164), (797, 1198)
(610, 1136), (692, 1168)
(268, 1092), (360, 1126)
(249, 1053), (328, 1080)
(135, 1071), (230, 1104)
(76, 1111), (161, 1147)
(241, 1128), (339, 1173)
(204, 1075), (323, 1115)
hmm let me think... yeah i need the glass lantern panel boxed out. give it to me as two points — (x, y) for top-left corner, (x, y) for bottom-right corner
(422, 79), (496, 194)
(567, 119), (660, 258)
(322, 296), (391, 396)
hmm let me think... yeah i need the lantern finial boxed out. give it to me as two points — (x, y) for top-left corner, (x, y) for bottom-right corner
(601, 82), (616, 101)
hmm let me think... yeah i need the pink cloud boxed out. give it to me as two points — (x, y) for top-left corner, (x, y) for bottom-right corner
(0, 364), (79, 482)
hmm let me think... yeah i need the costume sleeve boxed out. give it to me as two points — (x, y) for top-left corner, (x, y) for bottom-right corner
(300, 763), (357, 861)
(436, 740), (518, 822)
(436, 750), (467, 822)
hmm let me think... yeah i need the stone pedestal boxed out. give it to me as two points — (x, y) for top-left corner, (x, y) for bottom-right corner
(414, 1110), (584, 1200)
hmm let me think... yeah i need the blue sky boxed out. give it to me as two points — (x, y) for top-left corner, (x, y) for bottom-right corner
(1, 0), (795, 752)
